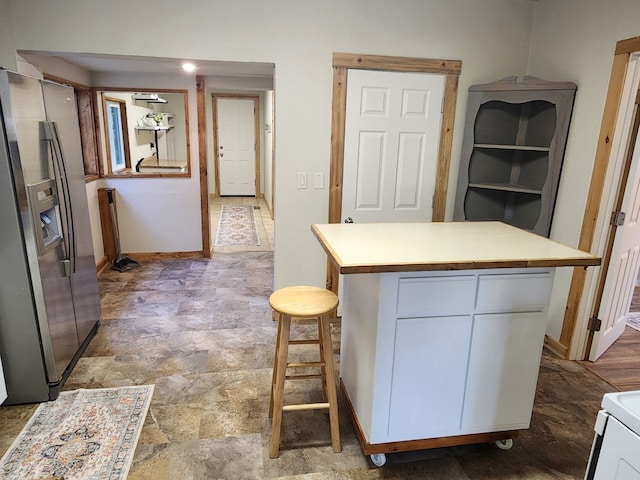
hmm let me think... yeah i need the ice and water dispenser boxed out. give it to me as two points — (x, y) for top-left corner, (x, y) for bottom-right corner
(27, 178), (63, 256)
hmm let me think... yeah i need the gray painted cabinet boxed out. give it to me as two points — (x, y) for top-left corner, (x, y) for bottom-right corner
(453, 76), (576, 237)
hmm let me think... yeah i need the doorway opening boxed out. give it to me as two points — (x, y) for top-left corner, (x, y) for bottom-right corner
(563, 37), (640, 390)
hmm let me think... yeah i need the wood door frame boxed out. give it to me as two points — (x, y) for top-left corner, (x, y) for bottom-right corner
(212, 93), (261, 199)
(551, 36), (640, 360)
(326, 52), (462, 292)
(196, 76), (210, 257)
(101, 95), (132, 174)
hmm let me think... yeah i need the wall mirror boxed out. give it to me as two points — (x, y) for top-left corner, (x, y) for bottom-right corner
(97, 89), (190, 177)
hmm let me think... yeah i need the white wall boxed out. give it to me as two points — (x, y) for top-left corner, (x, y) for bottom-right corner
(94, 72), (202, 254)
(5, 0), (536, 288)
(527, 0), (640, 343)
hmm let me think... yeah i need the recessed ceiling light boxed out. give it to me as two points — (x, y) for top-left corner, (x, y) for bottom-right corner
(182, 63), (196, 72)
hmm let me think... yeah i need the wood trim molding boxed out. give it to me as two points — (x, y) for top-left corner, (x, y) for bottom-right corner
(196, 75), (210, 257)
(616, 37), (640, 55)
(326, 66), (348, 292)
(102, 96), (132, 173)
(434, 73), (460, 221)
(326, 52), (462, 292)
(332, 52), (462, 75)
(560, 47), (631, 357)
(43, 73), (90, 90)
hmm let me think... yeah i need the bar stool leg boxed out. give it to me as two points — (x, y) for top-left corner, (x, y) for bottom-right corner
(320, 313), (341, 453)
(316, 317), (328, 402)
(269, 314), (291, 458)
(269, 312), (283, 418)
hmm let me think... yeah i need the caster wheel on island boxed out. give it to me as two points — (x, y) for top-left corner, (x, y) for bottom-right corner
(370, 453), (387, 467)
(494, 439), (514, 450)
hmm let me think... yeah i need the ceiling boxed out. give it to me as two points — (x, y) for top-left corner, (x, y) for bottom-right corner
(19, 50), (274, 78)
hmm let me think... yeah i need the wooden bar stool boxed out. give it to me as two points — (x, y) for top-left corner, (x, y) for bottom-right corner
(268, 286), (340, 458)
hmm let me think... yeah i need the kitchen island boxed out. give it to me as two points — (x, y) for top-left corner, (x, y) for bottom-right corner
(311, 221), (600, 466)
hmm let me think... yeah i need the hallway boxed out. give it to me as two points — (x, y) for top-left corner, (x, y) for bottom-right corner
(209, 196), (274, 253)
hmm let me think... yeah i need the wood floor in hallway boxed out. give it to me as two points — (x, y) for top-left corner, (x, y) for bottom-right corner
(580, 284), (640, 391)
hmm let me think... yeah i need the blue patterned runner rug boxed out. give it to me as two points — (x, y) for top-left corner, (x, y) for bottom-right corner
(0, 385), (154, 480)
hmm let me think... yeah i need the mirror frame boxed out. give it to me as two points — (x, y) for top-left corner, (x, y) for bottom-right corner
(96, 87), (191, 178)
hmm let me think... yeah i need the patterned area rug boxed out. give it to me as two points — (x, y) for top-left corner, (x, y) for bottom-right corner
(627, 311), (640, 332)
(0, 385), (153, 480)
(215, 205), (260, 246)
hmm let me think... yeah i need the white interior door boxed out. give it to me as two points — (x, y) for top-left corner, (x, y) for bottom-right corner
(217, 97), (256, 196)
(590, 118), (640, 361)
(341, 69), (445, 223)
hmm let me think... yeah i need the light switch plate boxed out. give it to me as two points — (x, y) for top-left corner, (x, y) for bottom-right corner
(314, 173), (324, 189)
(297, 173), (307, 189)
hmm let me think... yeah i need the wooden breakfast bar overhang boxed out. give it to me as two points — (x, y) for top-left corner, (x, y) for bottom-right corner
(311, 221), (601, 466)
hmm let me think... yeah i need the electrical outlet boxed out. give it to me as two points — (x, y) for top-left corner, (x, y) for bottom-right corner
(297, 173), (307, 189)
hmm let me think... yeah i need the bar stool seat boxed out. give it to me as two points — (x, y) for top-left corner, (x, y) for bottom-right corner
(268, 286), (340, 458)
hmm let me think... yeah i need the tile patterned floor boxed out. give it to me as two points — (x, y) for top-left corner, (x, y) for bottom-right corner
(0, 244), (620, 478)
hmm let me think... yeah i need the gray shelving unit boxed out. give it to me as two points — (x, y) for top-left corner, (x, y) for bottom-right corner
(453, 76), (576, 237)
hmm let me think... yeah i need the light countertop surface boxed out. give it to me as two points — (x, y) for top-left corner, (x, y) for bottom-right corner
(311, 221), (601, 274)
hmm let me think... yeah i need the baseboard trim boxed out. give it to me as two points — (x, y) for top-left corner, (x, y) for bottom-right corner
(126, 251), (206, 261)
(544, 334), (568, 359)
(96, 256), (110, 274)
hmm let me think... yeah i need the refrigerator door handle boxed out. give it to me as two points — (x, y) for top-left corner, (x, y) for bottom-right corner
(42, 121), (76, 276)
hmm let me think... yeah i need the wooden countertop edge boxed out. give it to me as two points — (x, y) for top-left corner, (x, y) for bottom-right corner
(336, 257), (600, 274)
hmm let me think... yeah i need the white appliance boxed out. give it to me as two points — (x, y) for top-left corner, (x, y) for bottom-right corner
(585, 391), (640, 479)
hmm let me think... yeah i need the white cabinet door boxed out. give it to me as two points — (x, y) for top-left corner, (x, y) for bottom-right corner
(387, 315), (472, 441)
(461, 312), (547, 432)
(593, 416), (640, 479)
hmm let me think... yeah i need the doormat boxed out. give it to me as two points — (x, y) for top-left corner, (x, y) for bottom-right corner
(627, 312), (640, 332)
(0, 385), (154, 480)
(215, 205), (260, 246)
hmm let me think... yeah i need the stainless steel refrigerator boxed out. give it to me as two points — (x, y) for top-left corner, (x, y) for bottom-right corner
(0, 69), (100, 405)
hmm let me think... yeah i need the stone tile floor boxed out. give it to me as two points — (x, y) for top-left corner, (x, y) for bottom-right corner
(0, 251), (618, 479)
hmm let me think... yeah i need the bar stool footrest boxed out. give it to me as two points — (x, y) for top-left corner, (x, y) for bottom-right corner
(285, 373), (323, 380)
(282, 402), (330, 412)
(287, 361), (324, 368)
(288, 339), (320, 345)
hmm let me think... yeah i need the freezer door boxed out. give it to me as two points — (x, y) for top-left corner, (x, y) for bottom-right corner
(42, 80), (100, 344)
(2, 71), (79, 384)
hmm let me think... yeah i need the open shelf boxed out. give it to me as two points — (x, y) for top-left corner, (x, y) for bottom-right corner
(473, 144), (550, 152)
(135, 125), (174, 132)
(454, 76), (576, 237)
(132, 93), (168, 104)
(468, 183), (543, 195)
